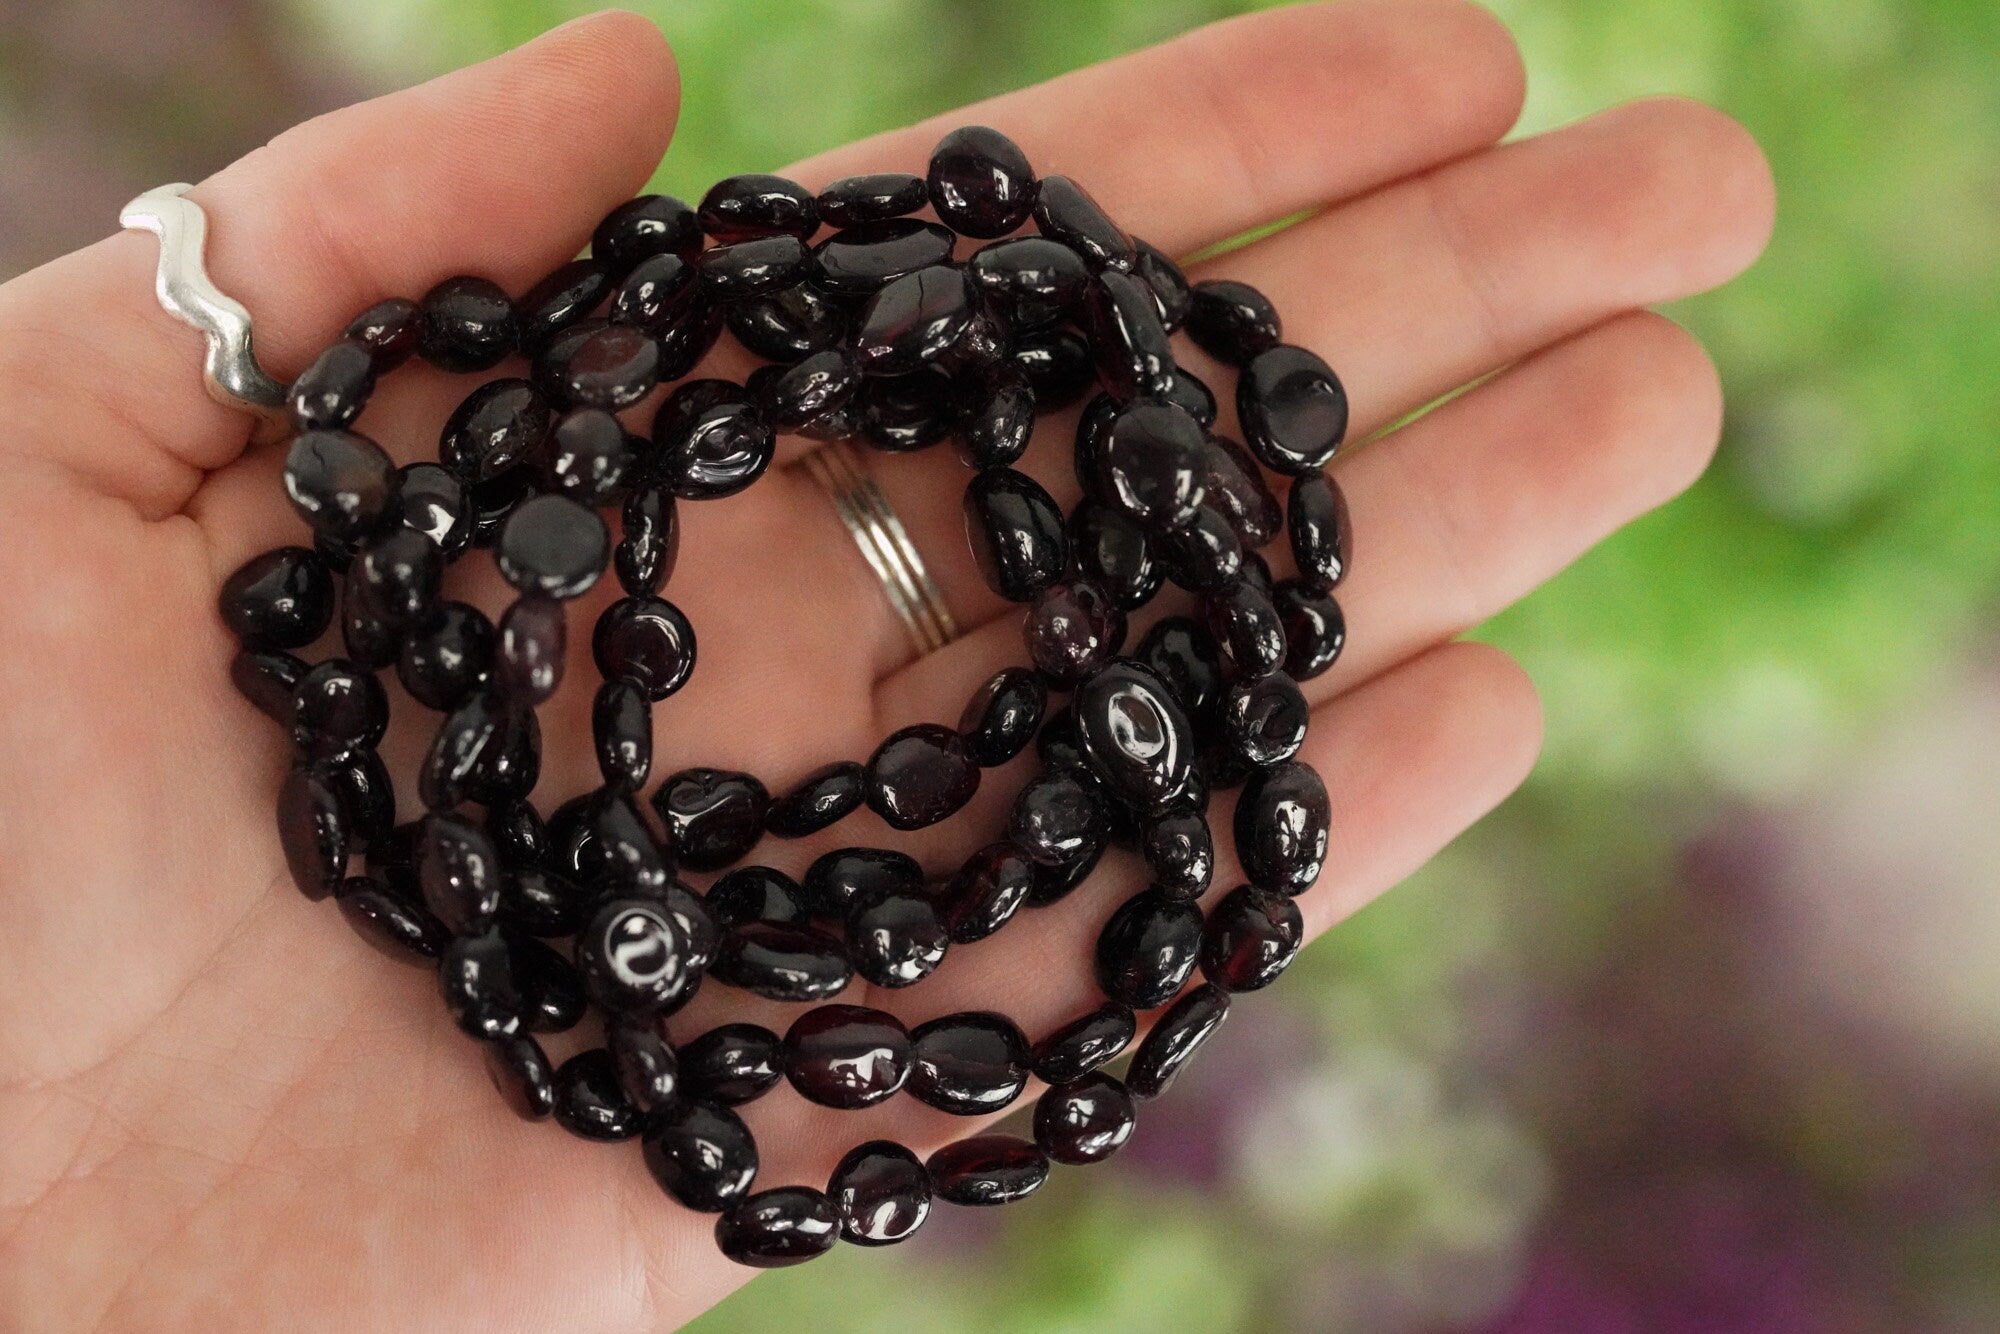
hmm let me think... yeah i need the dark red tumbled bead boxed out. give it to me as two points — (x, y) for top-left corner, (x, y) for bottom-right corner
(1007, 768), (1109, 867)
(1238, 343), (1349, 476)
(1272, 580), (1346, 681)
(817, 172), (930, 228)
(758, 348), (860, 430)
(593, 194), (703, 274)
(939, 841), (1036, 944)
(591, 679), (652, 792)
(1034, 1072), (1137, 1165)
(1128, 983), (1231, 1099)
(765, 761), (867, 838)
(1135, 616), (1227, 722)
(219, 546), (335, 649)
(908, 1012), (1030, 1116)
(805, 844), (921, 919)
(1218, 673), (1309, 769)
(964, 467), (1069, 603)
(495, 494), (609, 600)
(1234, 759), (1332, 895)
(705, 865), (810, 929)
(512, 935), (587, 1034)
(277, 767), (347, 900)
(727, 281), (849, 361)
(1086, 269), (1176, 402)
(643, 1098), (759, 1213)
(1093, 888), (1203, 1010)
(440, 377), (551, 482)
(1030, 1002), (1137, 1085)
(397, 602), (494, 712)
(398, 462), (472, 559)
(494, 594), (564, 705)
(968, 236), (1090, 328)
(552, 323), (659, 412)
(1205, 581), (1289, 679)
(1132, 238), (1193, 330)
(1201, 884), (1305, 992)
(1012, 326), (1096, 409)
(498, 867), (590, 941)
(417, 811), (503, 935)
(857, 367), (960, 450)
(614, 485), (679, 597)
(483, 1034), (556, 1121)
(355, 526), (442, 630)
(1097, 401), (1208, 531)
(928, 125), (1037, 239)
(652, 768), (769, 871)
(1067, 502), (1162, 612)
(927, 1135), (1049, 1207)
(416, 275), (517, 372)
(698, 234), (812, 303)
(1070, 659), (1195, 811)
(1185, 279), (1283, 367)
(604, 1019), (678, 1112)
(813, 218), (956, 296)
(698, 173), (819, 242)
(655, 399), (775, 500)
(783, 1004), (912, 1109)
(231, 648), (305, 725)
(610, 253), (699, 336)
(1204, 434), (1284, 549)
(343, 297), (419, 369)
(552, 1048), (645, 1141)
(958, 666), (1046, 767)
(717, 1187), (841, 1269)
(1032, 175), (1134, 272)
(516, 258), (614, 352)
(283, 429), (401, 542)
(1288, 468), (1353, 591)
(854, 265), (975, 376)
(954, 367), (1036, 470)
(711, 922), (852, 1003)
(439, 927), (524, 1040)
(289, 338), (376, 432)
(846, 886), (949, 989)
(1023, 581), (1126, 687)
(829, 1140), (932, 1247)
(593, 595), (697, 700)
(679, 1023), (785, 1106)
(292, 658), (388, 760)
(865, 724), (980, 831)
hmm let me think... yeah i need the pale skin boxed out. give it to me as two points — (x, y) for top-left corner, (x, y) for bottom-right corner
(0, 2), (1774, 1328)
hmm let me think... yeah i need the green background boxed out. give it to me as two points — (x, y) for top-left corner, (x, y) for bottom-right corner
(6, 0), (1997, 1327)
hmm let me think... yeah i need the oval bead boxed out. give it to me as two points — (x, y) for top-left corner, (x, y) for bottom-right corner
(705, 865), (810, 929)
(593, 194), (703, 274)
(1201, 884), (1305, 992)
(954, 369), (1036, 470)
(552, 1048), (645, 1141)
(592, 595), (697, 700)
(511, 933), (589, 1035)
(1011, 326), (1097, 409)
(231, 648), (305, 725)
(651, 768), (769, 871)
(958, 667), (1046, 768)
(516, 258), (613, 352)
(854, 265), (975, 376)
(343, 297), (419, 368)
(716, 1187), (841, 1269)
(758, 348), (860, 430)
(803, 847), (922, 920)
(963, 468), (1069, 602)
(610, 253), (699, 335)
(483, 1034), (556, 1121)
(397, 462), (472, 559)
(1141, 806), (1215, 902)
(1132, 238), (1193, 330)
(1287, 468), (1353, 591)
(1032, 175), (1133, 271)
(1205, 581), (1289, 679)
(1135, 616), (1227, 723)
(909, 1012), (1030, 1116)
(1218, 673), (1309, 768)
(574, 896), (692, 1019)
(1204, 434), (1284, 548)
(438, 927), (523, 1039)
(857, 369), (959, 451)
(1034, 1072), (1137, 1165)
(817, 172), (929, 228)
(1071, 660), (1195, 810)
(1127, 983), (1230, 1099)
(1067, 502), (1161, 612)
(813, 218), (957, 295)
(1093, 889), (1203, 1010)
(417, 812), (503, 935)
(1185, 279), (1282, 366)
(927, 1135), (1050, 1207)
(1234, 759), (1332, 895)
(783, 1004), (912, 1109)
(1030, 1002), (1137, 1085)
(846, 887), (949, 989)
(967, 236), (1089, 327)
(765, 761), (867, 838)
(865, 724), (980, 831)
(829, 1140), (932, 1247)
(939, 841), (1036, 944)
(678, 1023), (785, 1106)
(1152, 505), (1244, 596)
(1023, 581), (1126, 686)
(495, 593), (565, 705)
(1085, 270), (1175, 402)
(927, 125), (1037, 239)
(614, 484), (679, 597)
(1096, 402), (1207, 531)
(643, 1099), (759, 1213)
(589, 679), (652, 792)
(711, 922), (852, 1003)
(440, 378), (551, 483)
(655, 400), (775, 500)
(219, 546), (335, 649)
(292, 659), (388, 760)
(726, 281), (848, 361)
(1238, 343), (1349, 475)
(499, 866), (590, 940)
(283, 429), (400, 541)
(697, 234), (811, 302)
(697, 172), (818, 242)
(1007, 769), (1109, 867)
(494, 493), (608, 600)
(334, 874), (447, 965)
(416, 275), (516, 372)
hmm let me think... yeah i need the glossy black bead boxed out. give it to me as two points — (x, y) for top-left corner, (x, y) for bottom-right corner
(495, 493), (608, 600)
(711, 921), (852, 1002)
(958, 667), (1046, 767)
(354, 525), (442, 630)
(416, 812), (502, 934)
(592, 595), (697, 700)
(1135, 620), (1226, 731)
(856, 368), (958, 450)
(1206, 581), (1288, 679)
(927, 1135), (1049, 1207)
(343, 297), (419, 370)
(1035, 703), (1086, 773)
(655, 398), (775, 499)
(963, 468), (1068, 602)
(396, 602), (493, 711)
(288, 338), (376, 432)
(647, 768), (766, 871)
(490, 595), (561, 707)
(1153, 505), (1245, 595)
(1185, 279), (1282, 367)
(698, 234), (812, 303)
(1132, 238), (1193, 331)
(231, 648), (305, 725)
(783, 1004), (912, 1109)
(581, 679), (649, 793)
(1136, 807), (1210, 903)
(939, 841), (1035, 944)
(804, 846), (922, 920)
(953, 368), (1036, 470)
(1086, 270), (1175, 402)
(1031, 175), (1133, 271)
(218, 546), (334, 649)
(812, 218), (956, 296)
(1201, 884), (1304, 992)
(865, 724), (979, 831)
(1128, 982), (1230, 1099)
(283, 429), (400, 542)
(416, 275), (516, 372)
(1094, 888), (1203, 1009)
(1234, 759), (1331, 895)
(660, 881), (719, 975)
(851, 265), (974, 377)
(1238, 343), (1349, 475)
(909, 1012), (1029, 1116)
(575, 896), (693, 1019)
(846, 886), (949, 989)
(965, 235), (1087, 327)
(320, 749), (395, 857)
(439, 927), (524, 1039)
(483, 793), (547, 867)
(679, 1023), (785, 1106)
(726, 280), (848, 361)
(829, 1140), (932, 1247)
(1093, 402), (1208, 531)
(758, 349), (861, 430)
(1011, 326), (1096, 409)
(1288, 469), (1353, 590)
(516, 258), (613, 352)
(1067, 502), (1161, 612)
(928, 125), (1037, 239)
(467, 469), (534, 549)
(1007, 768), (1109, 867)
(594, 194), (703, 274)
(705, 866), (809, 929)
(1034, 1072), (1136, 1165)
(553, 788), (673, 896)
(277, 767), (347, 900)
(1205, 434), (1284, 548)
(552, 324), (659, 413)
(511, 934), (589, 1034)
(1070, 659), (1195, 812)
(468, 697), (541, 807)
(717, 1187), (841, 1269)
(1024, 581), (1126, 687)
(1030, 1002), (1137, 1085)
(614, 484), (679, 597)
(609, 253), (699, 337)
(339, 579), (398, 670)
(441, 378), (551, 483)
(483, 1034), (556, 1120)
(548, 1048), (645, 1141)
(644, 1098), (759, 1213)
(499, 866), (589, 939)
(817, 171), (929, 228)
(397, 462), (472, 559)
(1219, 674), (1309, 769)
(698, 173), (818, 242)
(656, 301), (727, 380)
(1161, 367), (1218, 429)
(292, 659), (388, 760)
(1028, 828), (1108, 907)
(1272, 580), (1346, 681)
(766, 762), (867, 838)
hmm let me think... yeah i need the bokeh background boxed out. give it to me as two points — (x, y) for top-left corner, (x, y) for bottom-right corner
(6, 0), (1999, 1328)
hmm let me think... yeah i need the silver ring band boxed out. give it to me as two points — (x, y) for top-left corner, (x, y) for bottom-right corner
(804, 442), (959, 656)
(120, 183), (291, 440)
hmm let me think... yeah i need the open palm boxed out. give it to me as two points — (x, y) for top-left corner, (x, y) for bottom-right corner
(0, 4), (1772, 1329)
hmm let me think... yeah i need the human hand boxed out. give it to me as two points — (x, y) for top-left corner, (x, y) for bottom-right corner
(0, 3), (1772, 1328)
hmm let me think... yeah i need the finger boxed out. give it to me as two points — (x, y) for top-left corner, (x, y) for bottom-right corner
(787, 0), (1526, 262)
(851, 96), (1770, 684)
(0, 13), (680, 519)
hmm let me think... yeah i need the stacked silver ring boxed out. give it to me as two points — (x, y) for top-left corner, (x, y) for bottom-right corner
(803, 442), (960, 655)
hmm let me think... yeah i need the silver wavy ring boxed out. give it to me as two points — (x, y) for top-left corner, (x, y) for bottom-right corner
(803, 442), (960, 656)
(120, 183), (291, 440)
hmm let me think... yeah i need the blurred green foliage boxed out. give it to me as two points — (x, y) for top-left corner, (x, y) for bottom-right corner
(283, 0), (2000, 1327)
